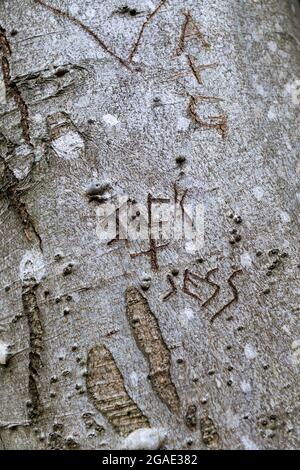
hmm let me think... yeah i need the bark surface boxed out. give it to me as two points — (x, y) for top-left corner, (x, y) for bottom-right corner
(0, 0), (299, 450)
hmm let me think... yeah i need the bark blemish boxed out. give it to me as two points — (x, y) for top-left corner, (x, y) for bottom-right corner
(125, 287), (180, 414)
(185, 404), (198, 431)
(86, 344), (150, 436)
(0, 26), (32, 144)
(22, 278), (44, 422)
(200, 414), (220, 449)
(0, 155), (43, 250)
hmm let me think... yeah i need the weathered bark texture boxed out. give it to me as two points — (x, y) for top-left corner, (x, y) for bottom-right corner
(0, 0), (299, 450)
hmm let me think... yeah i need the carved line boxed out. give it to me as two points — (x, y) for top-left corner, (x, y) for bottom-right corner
(188, 94), (227, 139)
(176, 11), (210, 56)
(34, 0), (131, 70)
(128, 0), (168, 62)
(210, 269), (243, 323)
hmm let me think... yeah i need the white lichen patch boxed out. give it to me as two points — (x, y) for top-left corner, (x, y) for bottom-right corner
(0, 79), (6, 105)
(267, 106), (276, 120)
(177, 116), (190, 131)
(102, 114), (119, 127)
(122, 428), (166, 450)
(240, 435), (258, 450)
(130, 371), (139, 386)
(291, 340), (300, 366)
(225, 409), (239, 429)
(184, 308), (194, 321)
(244, 344), (257, 360)
(19, 250), (45, 282)
(240, 252), (252, 269)
(279, 210), (291, 224)
(0, 341), (10, 365)
(11, 144), (35, 180)
(240, 381), (252, 394)
(252, 186), (264, 201)
(51, 131), (85, 160)
(268, 41), (277, 53)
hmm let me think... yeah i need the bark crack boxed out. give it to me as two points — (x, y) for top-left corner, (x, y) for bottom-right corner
(0, 153), (43, 251)
(22, 279), (44, 422)
(0, 26), (31, 144)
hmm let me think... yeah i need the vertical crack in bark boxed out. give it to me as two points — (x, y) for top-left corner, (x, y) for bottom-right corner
(0, 26), (31, 144)
(128, 0), (167, 62)
(86, 345), (150, 436)
(33, 0), (131, 70)
(22, 279), (44, 422)
(0, 432), (6, 450)
(0, 154), (43, 250)
(125, 287), (180, 414)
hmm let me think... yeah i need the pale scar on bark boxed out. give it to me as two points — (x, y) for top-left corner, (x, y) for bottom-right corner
(86, 344), (150, 437)
(125, 286), (180, 414)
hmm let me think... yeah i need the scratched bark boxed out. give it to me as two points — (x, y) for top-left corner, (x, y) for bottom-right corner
(0, 0), (299, 450)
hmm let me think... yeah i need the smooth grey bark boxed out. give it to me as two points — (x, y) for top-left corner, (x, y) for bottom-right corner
(0, 0), (299, 450)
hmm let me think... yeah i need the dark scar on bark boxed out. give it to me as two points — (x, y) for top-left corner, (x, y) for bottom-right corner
(0, 154), (43, 250)
(129, 0), (168, 62)
(210, 269), (243, 323)
(33, 0), (131, 70)
(125, 286), (180, 413)
(86, 344), (149, 436)
(0, 26), (32, 144)
(22, 279), (44, 422)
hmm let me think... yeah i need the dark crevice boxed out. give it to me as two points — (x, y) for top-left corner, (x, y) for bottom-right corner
(22, 279), (44, 422)
(0, 26), (32, 144)
(0, 153), (43, 251)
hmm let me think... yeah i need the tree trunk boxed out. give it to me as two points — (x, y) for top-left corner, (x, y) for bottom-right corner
(0, 0), (299, 450)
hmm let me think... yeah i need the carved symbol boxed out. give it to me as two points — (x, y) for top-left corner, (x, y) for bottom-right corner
(209, 269), (243, 323)
(176, 11), (210, 56)
(188, 95), (227, 139)
(163, 274), (178, 301)
(163, 267), (243, 323)
(130, 193), (169, 271)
